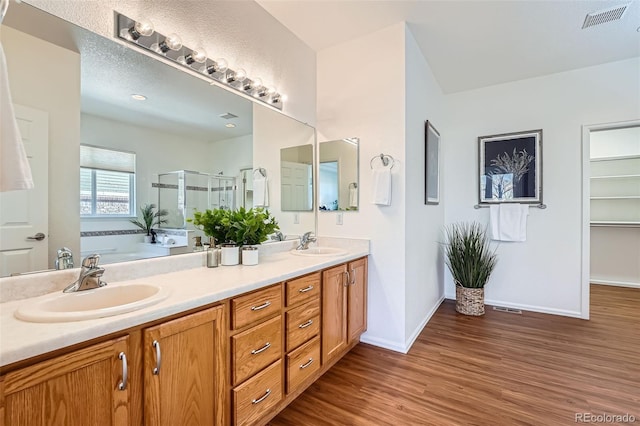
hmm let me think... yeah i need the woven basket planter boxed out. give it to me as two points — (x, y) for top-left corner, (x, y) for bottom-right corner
(455, 286), (485, 316)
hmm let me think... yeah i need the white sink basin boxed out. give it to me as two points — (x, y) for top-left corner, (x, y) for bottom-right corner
(15, 284), (169, 323)
(290, 247), (347, 257)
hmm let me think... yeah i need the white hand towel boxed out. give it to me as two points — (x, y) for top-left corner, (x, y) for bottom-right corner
(0, 43), (34, 192)
(371, 168), (391, 206)
(253, 175), (269, 207)
(349, 186), (358, 208)
(490, 203), (529, 242)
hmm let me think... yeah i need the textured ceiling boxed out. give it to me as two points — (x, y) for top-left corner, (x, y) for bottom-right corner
(257, 0), (640, 93)
(4, 2), (254, 141)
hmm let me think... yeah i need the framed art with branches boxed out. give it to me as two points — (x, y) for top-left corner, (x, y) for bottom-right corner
(478, 129), (542, 205)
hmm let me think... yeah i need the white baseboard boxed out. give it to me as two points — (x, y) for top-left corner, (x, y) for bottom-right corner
(359, 334), (407, 353)
(591, 279), (640, 289)
(404, 296), (445, 353)
(444, 296), (583, 318)
(360, 296), (446, 354)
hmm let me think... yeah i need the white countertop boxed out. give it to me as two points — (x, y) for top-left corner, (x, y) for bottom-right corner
(0, 239), (369, 368)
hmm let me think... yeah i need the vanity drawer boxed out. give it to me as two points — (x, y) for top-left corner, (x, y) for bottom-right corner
(233, 360), (283, 426)
(232, 315), (282, 385)
(286, 336), (320, 394)
(285, 272), (320, 307)
(286, 299), (320, 352)
(231, 284), (282, 330)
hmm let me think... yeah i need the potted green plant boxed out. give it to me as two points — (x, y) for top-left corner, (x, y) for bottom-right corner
(444, 222), (498, 316)
(130, 204), (169, 243)
(231, 207), (279, 266)
(188, 208), (232, 246)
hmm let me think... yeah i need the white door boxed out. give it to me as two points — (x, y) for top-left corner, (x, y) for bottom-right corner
(281, 161), (312, 210)
(0, 104), (49, 277)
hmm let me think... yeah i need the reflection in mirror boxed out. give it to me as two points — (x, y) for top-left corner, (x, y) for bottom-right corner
(0, 2), (313, 276)
(280, 145), (314, 211)
(318, 138), (359, 211)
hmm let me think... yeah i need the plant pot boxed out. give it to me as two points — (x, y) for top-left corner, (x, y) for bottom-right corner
(241, 246), (259, 266)
(143, 235), (152, 243)
(220, 244), (239, 266)
(455, 286), (485, 316)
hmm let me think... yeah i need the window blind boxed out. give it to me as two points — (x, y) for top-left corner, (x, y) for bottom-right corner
(80, 145), (136, 173)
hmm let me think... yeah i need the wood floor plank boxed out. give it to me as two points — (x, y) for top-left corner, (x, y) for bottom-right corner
(269, 285), (640, 425)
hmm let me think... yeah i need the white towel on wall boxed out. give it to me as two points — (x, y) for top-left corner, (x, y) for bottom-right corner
(253, 175), (269, 207)
(371, 168), (391, 206)
(349, 186), (358, 208)
(490, 203), (529, 242)
(0, 43), (34, 192)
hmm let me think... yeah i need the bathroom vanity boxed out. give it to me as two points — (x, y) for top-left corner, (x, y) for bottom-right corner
(0, 240), (368, 426)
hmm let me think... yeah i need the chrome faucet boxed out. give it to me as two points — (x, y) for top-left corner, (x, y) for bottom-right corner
(63, 254), (107, 293)
(296, 231), (317, 250)
(271, 231), (285, 241)
(55, 247), (74, 270)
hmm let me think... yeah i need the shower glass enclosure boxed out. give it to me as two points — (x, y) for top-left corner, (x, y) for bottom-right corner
(157, 170), (237, 229)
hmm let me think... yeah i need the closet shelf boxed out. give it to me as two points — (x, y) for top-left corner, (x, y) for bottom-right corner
(590, 174), (640, 179)
(590, 221), (640, 228)
(590, 196), (640, 200)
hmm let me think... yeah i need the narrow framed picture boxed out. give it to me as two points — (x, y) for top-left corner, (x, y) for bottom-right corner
(478, 129), (543, 205)
(424, 120), (440, 205)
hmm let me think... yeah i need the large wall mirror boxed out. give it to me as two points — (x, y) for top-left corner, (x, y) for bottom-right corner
(318, 138), (359, 211)
(0, 2), (315, 277)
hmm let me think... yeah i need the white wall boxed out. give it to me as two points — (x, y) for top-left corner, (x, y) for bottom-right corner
(25, 0), (316, 126)
(317, 23), (408, 351)
(403, 26), (445, 347)
(2, 26), (81, 268)
(444, 57), (640, 317)
(209, 134), (253, 177)
(253, 105), (315, 238)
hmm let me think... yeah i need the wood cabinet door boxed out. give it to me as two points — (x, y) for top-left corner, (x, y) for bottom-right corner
(347, 257), (368, 344)
(3, 336), (130, 426)
(143, 306), (225, 426)
(321, 264), (348, 364)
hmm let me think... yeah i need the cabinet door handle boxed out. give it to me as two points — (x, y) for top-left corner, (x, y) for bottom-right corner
(152, 340), (162, 375)
(343, 271), (349, 287)
(252, 388), (271, 405)
(251, 342), (271, 355)
(251, 301), (271, 311)
(298, 319), (313, 329)
(118, 352), (128, 390)
(300, 358), (314, 369)
(350, 269), (356, 285)
(298, 285), (314, 293)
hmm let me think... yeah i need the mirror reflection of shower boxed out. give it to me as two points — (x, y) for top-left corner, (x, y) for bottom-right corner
(156, 170), (237, 229)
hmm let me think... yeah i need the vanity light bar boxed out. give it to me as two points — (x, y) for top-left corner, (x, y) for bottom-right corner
(115, 13), (283, 110)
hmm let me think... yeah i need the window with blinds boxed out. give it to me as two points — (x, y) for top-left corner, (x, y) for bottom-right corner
(80, 145), (136, 217)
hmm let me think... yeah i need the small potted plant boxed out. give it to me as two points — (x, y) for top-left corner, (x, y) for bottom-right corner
(231, 207), (279, 265)
(444, 222), (498, 316)
(130, 204), (169, 243)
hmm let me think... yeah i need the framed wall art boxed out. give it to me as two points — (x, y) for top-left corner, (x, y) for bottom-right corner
(424, 120), (440, 205)
(478, 129), (542, 205)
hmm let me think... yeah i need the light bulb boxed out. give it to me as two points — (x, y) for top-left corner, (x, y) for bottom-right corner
(165, 33), (183, 51)
(120, 18), (154, 41)
(252, 78), (263, 88)
(191, 48), (207, 63)
(266, 86), (277, 95)
(134, 19), (155, 37)
(215, 59), (228, 73)
(201, 58), (228, 76)
(151, 33), (183, 54)
(234, 68), (247, 82)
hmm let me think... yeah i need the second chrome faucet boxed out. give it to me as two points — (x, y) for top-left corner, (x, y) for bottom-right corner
(296, 231), (316, 250)
(63, 254), (107, 293)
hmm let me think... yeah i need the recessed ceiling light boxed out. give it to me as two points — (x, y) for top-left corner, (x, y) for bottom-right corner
(225, 123), (236, 128)
(131, 94), (147, 101)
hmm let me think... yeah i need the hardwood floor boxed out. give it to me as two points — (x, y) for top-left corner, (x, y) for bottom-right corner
(270, 285), (640, 425)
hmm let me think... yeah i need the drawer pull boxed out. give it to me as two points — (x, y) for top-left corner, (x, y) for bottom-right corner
(251, 301), (271, 311)
(252, 388), (271, 405)
(152, 340), (162, 375)
(251, 342), (271, 355)
(118, 352), (128, 390)
(300, 358), (314, 369)
(298, 319), (313, 329)
(298, 285), (314, 293)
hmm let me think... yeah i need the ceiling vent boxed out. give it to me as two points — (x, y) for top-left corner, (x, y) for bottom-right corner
(582, 4), (629, 29)
(219, 112), (238, 120)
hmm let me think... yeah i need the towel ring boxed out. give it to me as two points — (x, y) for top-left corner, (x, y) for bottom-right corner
(253, 168), (266, 178)
(349, 182), (358, 189)
(370, 154), (395, 170)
